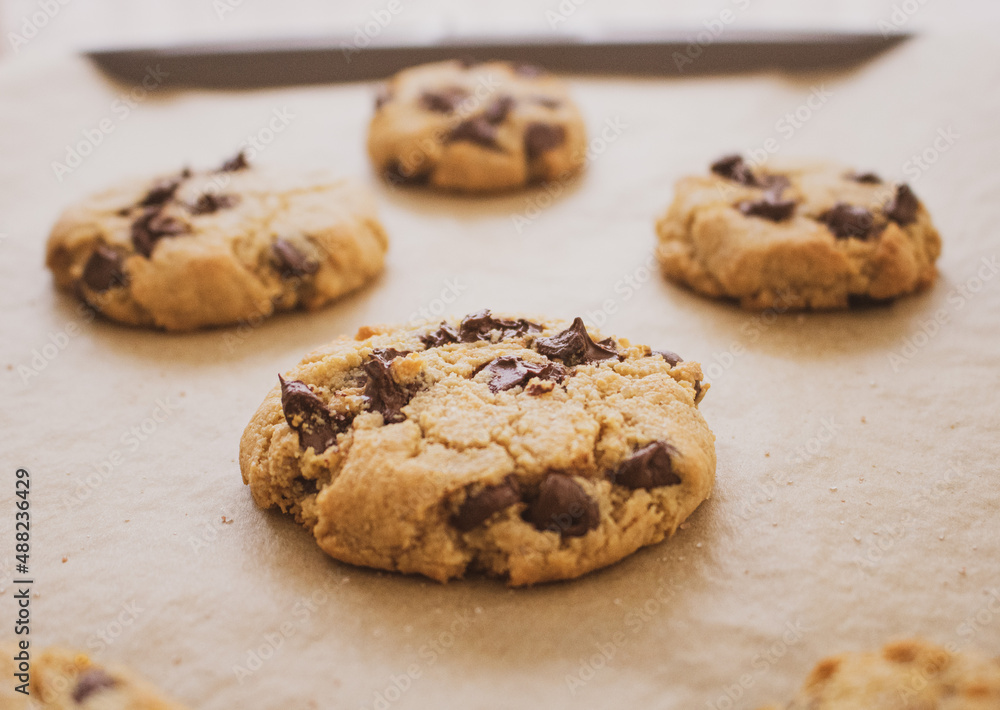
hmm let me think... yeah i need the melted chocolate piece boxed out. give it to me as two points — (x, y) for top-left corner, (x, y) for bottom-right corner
(448, 116), (500, 149)
(375, 85), (392, 110)
(850, 171), (882, 184)
(362, 348), (412, 424)
(524, 122), (566, 160)
(737, 194), (796, 222)
(419, 87), (468, 114)
(847, 294), (896, 308)
(820, 203), (876, 239)
(612, 441), (682, 490)
(527, 473), (599, 537)
(533, 317), (619, 366)
(383, 160), (429, 186)
(652, 349), (682, 367)
(452, 475), (521, 531)
(271, 239), (318, 278)
(81, 245), (126, 292)
(218, 151), (249, 172)
(72, 668), (118, 703)
(761, 174), (791, 195)
(131, 208), (190, 257)
(190, 193), (239, 215)
(421, 322), (460, 348)
(483, 95), (515, 124)
(458, 310), (541, 343)
(138, 177), (182, 207)
(710, 154), (758, 186)
(279, 376), (350, 454)
(480, 356), (567, 393)
(885, 184), (919, 225)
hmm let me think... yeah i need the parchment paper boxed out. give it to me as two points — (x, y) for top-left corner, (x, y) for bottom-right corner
(1, 36), (999, 710)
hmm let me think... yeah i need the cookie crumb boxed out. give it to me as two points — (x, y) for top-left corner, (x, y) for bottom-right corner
(62, 557), (68, 563)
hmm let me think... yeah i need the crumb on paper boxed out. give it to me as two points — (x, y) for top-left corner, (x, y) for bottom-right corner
(830, 487), (838, 492)
(861, 416), (867, 423)
(764, 452), (770, 457)
(222, 515), (233, 524)
(61, 557), (67, 563)
(678, 522), (689, 530)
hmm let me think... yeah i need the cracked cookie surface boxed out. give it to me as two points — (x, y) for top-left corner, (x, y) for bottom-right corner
(46, 153), (388, 331)
(1, 644), (188, 709)
(759, 638), (1000, 710)
(656, 156), (942, 310)
(240, 311), (715, 586)
(367, 60), (587, 193)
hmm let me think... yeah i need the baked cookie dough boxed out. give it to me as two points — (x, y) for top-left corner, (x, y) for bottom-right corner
(656, 155), (942, 310)
(1, 644), (188, 709)
(240, 310), (715, 586)
(46, 153), (388, 331)
(367, 60), (587, 193)
(760, 638), (1000, 709)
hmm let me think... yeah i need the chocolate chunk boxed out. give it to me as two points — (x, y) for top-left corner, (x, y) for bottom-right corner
(362, 348), (412, 424)
(524, 122), (566, 160)
(72, 668), (118, 703)
(514, 63), (545, 78)
(737, 194), (796, 222)
(820, 203), (876, 239)
(847, 294), (895, 308)
(421, 322), (460, 348)
(885, 184), (919, 225)
(271, 239), (318, 278)
(612, 441), (681, 490)
(131, 208), (190, 257)
(652, 350), (682, 367)
(448, 116), (500, 150)
(279, 376), (349, 454)
(138, 177), (182, 207)
(483, 95), (515, 124)
(419, 87), (468, 114)
(452, 475), (521, 531)
(218, 151), (249, 172)
(533, 317), (620, 366)
(190, 193), (239, 215)
(527, 473), (599, 537)
(711, 154), (758, 186)
(375, 85), (392, 110)
(458, 310), (542, 342)
(81, 245), (126, 292)
(850, 171), (882, 184)
(480, 356), (567, 393)
(383, 160), (429, 186)
(693, 380), (703, 400)
(760, 174), (791, 195)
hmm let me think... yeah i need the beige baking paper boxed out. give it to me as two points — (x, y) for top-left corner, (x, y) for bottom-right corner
(1, 36), (998, 710)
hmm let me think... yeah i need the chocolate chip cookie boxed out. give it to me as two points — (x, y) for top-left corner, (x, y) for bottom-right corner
(760, 639), (1000, 709)
(656, 155), (942, 310)
(1, 644), (188, 709)
(367, 60), (587, 193)
(46, 153), (388, 331)
(240, 310), (715, 586)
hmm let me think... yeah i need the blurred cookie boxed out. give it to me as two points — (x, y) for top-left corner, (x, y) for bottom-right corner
(656, 155), (942, 310)
(760, 638), (1000, 709)
(240, 310), (715, 586)
(1, 643), (188, 709)
(367, 60), (587, 192)
(46, 153), (388, 331)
